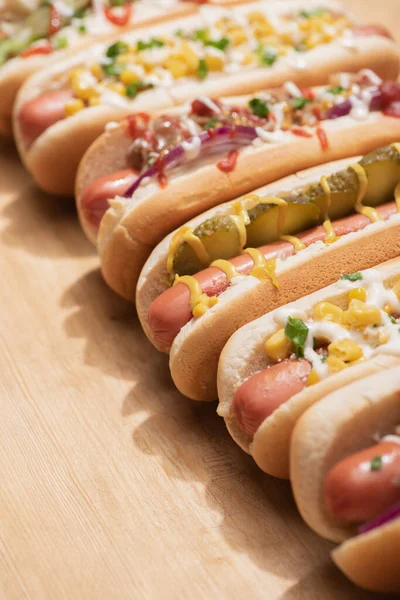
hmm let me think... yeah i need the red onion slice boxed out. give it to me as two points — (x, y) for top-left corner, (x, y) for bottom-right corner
(358, 501), (400, 535)
(123, 126), (258, 198)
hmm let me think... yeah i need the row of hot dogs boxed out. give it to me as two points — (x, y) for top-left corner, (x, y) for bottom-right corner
(3, 0), (400, 593)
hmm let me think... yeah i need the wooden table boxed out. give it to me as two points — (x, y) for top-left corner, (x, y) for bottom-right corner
(0, 2), (398, 598)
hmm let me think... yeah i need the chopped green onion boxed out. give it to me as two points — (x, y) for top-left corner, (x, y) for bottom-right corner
(341, 272), (363, 282)
(197, 58), (208, 80)
(106, 40), (129, 58)
(249, 97), (269, 118)
(370, 456), (383, 471)
(284, 317), (309, 359)
(137, 38), (164, 52)
(291, 97), (311, 110)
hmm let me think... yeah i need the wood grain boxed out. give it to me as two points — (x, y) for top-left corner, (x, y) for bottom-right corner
(0, 2), (398, 598)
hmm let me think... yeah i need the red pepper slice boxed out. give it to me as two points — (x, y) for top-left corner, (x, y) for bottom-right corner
(20, 41), (54, 58)
(291, 127), (313, 138)
(316, 126), (329, 151)
(49, 4), (61, 36)
(217, 150), (239, 173)
(104, 3), (132, 26)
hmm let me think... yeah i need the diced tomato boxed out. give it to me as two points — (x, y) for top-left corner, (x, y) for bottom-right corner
(353, 24), (394, 40)
(383, 102), (400, 118)
(380, 82), (400, 108)
(190, 98), (218, 117)
(316, 126), (329, 151)
(104, 3), (132, 26)
(126, 112), (150, 139)
(217, 150), (239, 173)
(20, 41), (53, 58)
(291, 127), (313, 138)
(300, 88), (315, 101)
(49, 4), (61, 36)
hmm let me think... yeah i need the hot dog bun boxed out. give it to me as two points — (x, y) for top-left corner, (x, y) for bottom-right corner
(290, 366), (400, 593)
(14, 0), (400, 194)
(217, 259), (400, 476)
(0, 1), (196, 138)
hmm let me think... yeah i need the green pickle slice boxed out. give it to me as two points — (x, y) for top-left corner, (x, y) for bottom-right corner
(360, 144), (400, 206)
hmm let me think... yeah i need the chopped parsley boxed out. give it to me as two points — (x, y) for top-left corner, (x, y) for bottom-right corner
(327, 85), (344, 95)
(101, 62), (124, 77)
(53, 36), (68, 50)
(257, 46), (277, 67)
(106, 40), (129, 58)
(249, 97), (269, 119)
(291, 97), (311, 110)
(193, 29), (208, 43)
(197, 58), (208, 80)
(284, 317), (309, 359)
(205, 37), (230, 51)
(125, 81), (154, 98)
(175, 29), (184, 38)
(78, 24), (87, 34)
(300, 8), (327, 19)
(137, 38), (164, 52)
(204, 117), (219, 130)
(389, 315), (397, 324)
(341, 272), (363, 282)
(370, 455), (383, 471)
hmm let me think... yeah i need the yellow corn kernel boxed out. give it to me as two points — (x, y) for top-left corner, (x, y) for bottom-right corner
(241, 52), (256, 66)
(164, 56), (188, 78)
(64, 98), (85, 117)
(313, 301), (343, 323)
(181, 42), (200, 73)
(119, 69), (140, 85)
(393, 279), (400, 298)
(230, 29), (247, 46)
(107, 82), (126, 96)
(88, 96), (101, 107)
(307, 369), (320, 386)
(326, 354), (347, 374)
(383, 303), (392, 315)
(264, 329), (293, 362)
(248, 11), (268, 24)
(346, 299), (382, 328)
(205, 52), (225, 72)
(348, 287), (367, 303)
(254, 23), (274, 39)
(379, 330), (390, 345)
(305, 33), (323, 50)
(328, 339), (363, 363)
(116, 53), (136, 65)
(90, 63), (103, 80)
(67, 67), (86, 83)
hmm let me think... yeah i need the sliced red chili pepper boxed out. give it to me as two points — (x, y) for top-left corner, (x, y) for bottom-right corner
(154, 155), (167, 188)
(316, 126), (329, 151)
(126, 112), (151, 138)
(312, 106), (322, 121)
(291, 127), (313, 138)
(217, 150), (239, 173)
(104, 3), (132, 26)
(49, 4), (61, 36)
(20, 41), (54, 58)
(300, 88), (315, 101)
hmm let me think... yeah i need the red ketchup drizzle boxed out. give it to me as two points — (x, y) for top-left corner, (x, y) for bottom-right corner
(291, 128), (313, 138)
(126, 112), (151, 139)
(217, 150), (239, 173)
(21, 41), (53, 57)
(316, 126), (329, 150)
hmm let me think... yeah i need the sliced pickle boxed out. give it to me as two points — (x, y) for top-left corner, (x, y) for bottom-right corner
(172, 215), (242, 276)
(292, 168), (359, 222)
(360, 144), (400, 206)
(246, 199), (320, 247)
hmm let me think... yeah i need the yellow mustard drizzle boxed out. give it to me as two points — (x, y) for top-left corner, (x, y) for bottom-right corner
(244, 248), (278, 288)
(394, 181), (400, 212)
(167, 226), (211, 275)
(232, 199), (252, 249)
(173, 275), (218, 318)
(280, 235), (306, 252)
(320, 175), (339, 244)
(210, 259), (240, 280)
(391, 142), (400, 154)
(350, 163), (382, 223)
(258, 197), (289, 238)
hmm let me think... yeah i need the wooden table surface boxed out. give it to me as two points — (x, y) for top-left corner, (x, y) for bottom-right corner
(0, 2), (398, 598)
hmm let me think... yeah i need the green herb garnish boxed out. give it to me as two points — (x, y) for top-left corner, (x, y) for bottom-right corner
(389, 315), (397, 324)
(175, 28), (184, 38)
(137, 38), (164, 52)
(249, 97), (269, 118)
(370, 455), (383, 471)
(300, 8), (326, 19)
(291, 97), (311, 110)
(53, 36), (68, 50)
(341, 272), (363, 282)
(197, 58), (208, 80)
(78, 24), (87, 34)
(327, 86), (344, 95)
(257, 46), (277, 67)
(284, 317), (309, 359)
(205, 37), (230, 51)
(101, 62), (124, 76)
(125, 81), (154, 98)
(193, 29), (208, 42)
(106, 40), (129, 58)
(204, 117), (219, 130)
(110, 0), (125, 5)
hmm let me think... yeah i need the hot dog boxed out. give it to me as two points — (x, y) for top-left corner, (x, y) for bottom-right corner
(290, 367), (400, 592)
(135, 143), (400, 403)
(15, 0), (399, 195)
(216, 258), (400, 479)
(0, 0), (199, 138)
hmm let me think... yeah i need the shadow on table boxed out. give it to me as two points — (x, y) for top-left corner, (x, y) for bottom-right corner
(60, 267), (379, 596)
(0, 173), (93, 259)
